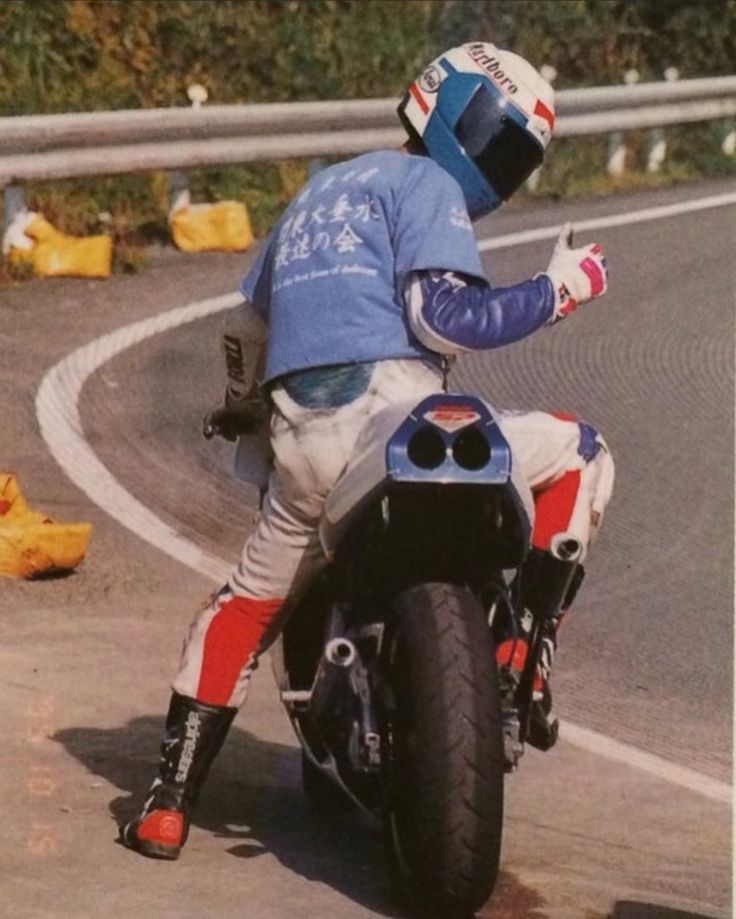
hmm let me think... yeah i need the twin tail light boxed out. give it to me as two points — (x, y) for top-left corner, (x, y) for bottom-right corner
(407, 422), (491, 471)
(387, 397), (512, 484)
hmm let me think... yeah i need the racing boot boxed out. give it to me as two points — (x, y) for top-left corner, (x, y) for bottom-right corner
(527, 557), (585, 749)
(120, 692), (236, 859)
(496, 555), (585, 752)
(496, 625), (558, 750)
(496, 632), (558, 751)
(527, 623), (561, 751)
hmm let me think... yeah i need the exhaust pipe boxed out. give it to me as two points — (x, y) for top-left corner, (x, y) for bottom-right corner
(521, 532), (583, 622)
(325, 637), (356, 668)
(516, 533), (584, 744)
(550, 532), (584, 564)
(309, 637), (357, 728)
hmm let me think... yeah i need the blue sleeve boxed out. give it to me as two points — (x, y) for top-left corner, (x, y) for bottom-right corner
(392, 159), (487, 285)
(418, 271), (555, 350)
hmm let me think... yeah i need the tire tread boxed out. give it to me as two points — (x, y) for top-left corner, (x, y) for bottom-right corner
(385, 582), (504, 916)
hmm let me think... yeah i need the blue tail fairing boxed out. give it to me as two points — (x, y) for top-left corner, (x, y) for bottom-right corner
(386, 393), (512, 484)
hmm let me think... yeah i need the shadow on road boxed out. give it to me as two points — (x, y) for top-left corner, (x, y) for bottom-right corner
(54, 714), (551, 918)
(54, 713), (398, 917)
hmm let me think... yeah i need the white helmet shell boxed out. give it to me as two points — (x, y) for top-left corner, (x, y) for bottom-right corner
(460, 44), (555, 147)
(400, 43), (555, 217)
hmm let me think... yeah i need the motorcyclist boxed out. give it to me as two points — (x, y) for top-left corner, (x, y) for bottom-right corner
(121, 42), (614, 860)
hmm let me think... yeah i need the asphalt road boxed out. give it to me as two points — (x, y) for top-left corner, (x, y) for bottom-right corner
(1, 177), (733, 919)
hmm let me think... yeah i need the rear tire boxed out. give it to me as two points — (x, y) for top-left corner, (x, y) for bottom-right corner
(382, 582), (504, 918)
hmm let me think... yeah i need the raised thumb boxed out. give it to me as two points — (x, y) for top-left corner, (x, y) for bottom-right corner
(557, 222), (574, 249)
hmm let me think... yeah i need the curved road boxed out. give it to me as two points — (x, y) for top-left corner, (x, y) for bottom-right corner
(2, 178), (732, 918)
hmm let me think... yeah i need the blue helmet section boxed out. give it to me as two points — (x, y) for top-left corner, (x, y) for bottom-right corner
(409, 57), (539, 219)
(425, 60), (499, 218)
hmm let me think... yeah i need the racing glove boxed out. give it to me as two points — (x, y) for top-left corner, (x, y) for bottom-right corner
(202, 392), (266, 441)
(543, 223), (608, 322)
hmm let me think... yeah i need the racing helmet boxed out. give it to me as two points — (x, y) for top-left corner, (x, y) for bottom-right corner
(398, 43), (555, 219)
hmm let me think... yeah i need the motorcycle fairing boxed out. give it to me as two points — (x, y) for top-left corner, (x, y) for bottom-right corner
(321, 393), (533, 559)
(387, 394), (512, 484)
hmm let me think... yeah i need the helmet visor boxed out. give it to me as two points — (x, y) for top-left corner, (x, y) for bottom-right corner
(455, 84), (544, 201)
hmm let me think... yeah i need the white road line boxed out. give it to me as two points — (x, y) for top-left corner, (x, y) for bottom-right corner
(560, 721), (730, 804)
(479, 189), (736, 250)
(36, 292), (239, 583)
(36, 189), (735, 806)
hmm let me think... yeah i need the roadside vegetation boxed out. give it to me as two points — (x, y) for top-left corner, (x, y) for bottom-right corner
(1, 0), (734, 278)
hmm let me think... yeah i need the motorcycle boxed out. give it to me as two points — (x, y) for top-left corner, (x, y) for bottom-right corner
(234, 392), (583, 918)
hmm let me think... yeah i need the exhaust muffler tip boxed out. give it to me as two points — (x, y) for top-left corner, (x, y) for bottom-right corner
(325, 637), (357, 668)
(550, 532), (584, 563)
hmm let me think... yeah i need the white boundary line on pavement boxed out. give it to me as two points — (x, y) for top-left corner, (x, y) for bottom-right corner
(559, 721), (731, 804)
(478, 188), (736, 250)
(36, 291), (239, 584)
(36, 190), (734, 806)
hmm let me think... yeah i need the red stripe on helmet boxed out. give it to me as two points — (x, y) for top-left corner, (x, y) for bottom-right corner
(409, 81), (430, 114)
(534, 99), (555, 130)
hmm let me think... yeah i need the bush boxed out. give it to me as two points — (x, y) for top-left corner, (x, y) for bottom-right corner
(0, 0), (733, 278)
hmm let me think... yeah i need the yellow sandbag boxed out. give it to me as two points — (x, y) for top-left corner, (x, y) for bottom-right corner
(0, 473), (92, 578)
(0, 471), (31, 519)
(6, 212), (112, 278)
(170, 200), (254, 253)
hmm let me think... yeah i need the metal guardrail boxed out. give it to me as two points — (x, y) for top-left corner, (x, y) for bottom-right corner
(0, 76), (735, 187)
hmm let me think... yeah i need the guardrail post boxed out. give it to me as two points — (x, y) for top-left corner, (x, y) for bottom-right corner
(2, 184), (28, 237)
(169, 84), (209, 213)
(647, 68), (679, 172)
(722, 120), (736, 156)
(527, 64), (557, 193)
(169, 170), (190, 212)
(608, 69), (640, 177)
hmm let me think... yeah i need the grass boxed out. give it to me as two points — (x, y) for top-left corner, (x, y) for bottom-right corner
(530, 126), (736, 201)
